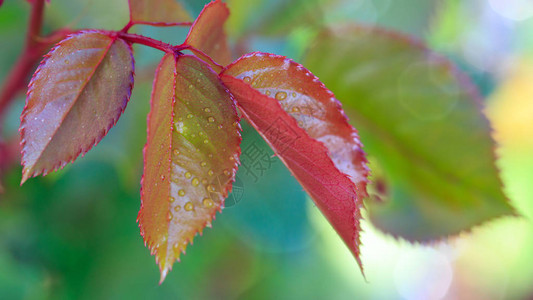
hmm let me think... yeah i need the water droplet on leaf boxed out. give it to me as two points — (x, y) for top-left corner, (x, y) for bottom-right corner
(192, 178), (200, 187)
(203, 198), (214, 208)
(184, 202), (194, 211)
(275, 91), (287, 100)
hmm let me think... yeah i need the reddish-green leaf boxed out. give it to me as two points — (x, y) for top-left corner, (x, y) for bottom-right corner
(222, 52), (369, 198)
(139, 54), (241, 282)
(20, 31), (134, 183)
(220, 74), (364, 275)
(303, 25), (516, 241)
(185, 0), (231, 68)
(128, 0), (191, 26)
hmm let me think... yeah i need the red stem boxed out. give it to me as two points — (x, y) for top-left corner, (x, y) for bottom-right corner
(27, 0), (45, 47)
(0, 0), (46, 124)
(117, 32), (175, 53)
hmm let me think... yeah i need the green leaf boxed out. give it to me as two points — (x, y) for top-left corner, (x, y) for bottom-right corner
(226, 0), (333, 38)
(20, 31), (134, 183)
(139, 54), (241, 282)
(303, 25), (516, 241)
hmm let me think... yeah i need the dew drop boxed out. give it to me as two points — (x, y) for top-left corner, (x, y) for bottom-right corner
(204, 107), (211, 113)
(168, 196), (175, 202)
(187, 114), (193, 119)
(173, 149), (180, 156)
(178, 189), (186, 196)
(223, 169), (230, 176)
(185, 172), (192, 179)
(292, 92), (297, 97)
(275, 91), (287, 101)
(208, 170), (214, 176)
(243, 76), (251, 83)
(208, 116), (215, 123)
(265, 90), (271, 96)
(174, 205), (181, 212)
(184, 202), (194, 211)
(291, 107), (300, 112)
(192, 177), (200, 187)
(201, 178), (208, 185)
(201, 161), (207, 167)
(203, 198), (214, 208)
(188, 84), (193, 89)
(160, 175), (166, 181)
(167, 212), (173, 221)
(174, 121), (184, 133)
(207, 185), (216, 192)
(203, 139), (209, 144)
(218, 124), (224, 129)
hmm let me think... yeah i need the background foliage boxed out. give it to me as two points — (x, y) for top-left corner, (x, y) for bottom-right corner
(1, 0), (532, 299)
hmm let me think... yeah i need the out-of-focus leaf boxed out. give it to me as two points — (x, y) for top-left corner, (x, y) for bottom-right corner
(227, 0), (332, 38)
(20, 31), (134, 183)
(129, 0), (191, 26)
(220, 74), (364, 275)
(222, 52), (368, 197)
(185, 0), (231, 67)
(303, 25), (515, 242)
(139, 54), (240, 282)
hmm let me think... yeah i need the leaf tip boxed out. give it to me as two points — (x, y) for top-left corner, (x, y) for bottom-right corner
(159, 266), (169, 284)
(20, 167), (32, 185)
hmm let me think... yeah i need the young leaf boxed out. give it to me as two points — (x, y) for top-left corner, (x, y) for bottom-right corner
(303, 25), (516, 241)
(184, 0), (231, 68)
(222, 52), (369, 197)
(220, 74), (364, 275)
(128, 0), (191, 26)
(20, 31), (134, 183)
(139, 54), (241, 282)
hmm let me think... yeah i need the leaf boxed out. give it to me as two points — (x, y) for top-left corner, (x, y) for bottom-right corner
(128, 0), (191, 26)
(20, 31), (134, 183)
(184, 0), (231, 68)
(139, 54), (241, 282)
(220, 74), (364, 275)
(226, 0), (332, 38)
(303, 25), (516, 241)
(222, 52), (368, 197)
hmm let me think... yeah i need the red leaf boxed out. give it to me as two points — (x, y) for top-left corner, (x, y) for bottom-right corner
(222, 52), (369, 197)
(20, 31), (134, 183)
(128, 0), (191, 26)
(220, 74), (364, 275)
(139, 54), (241, 282)
(184, 0), (231, 69)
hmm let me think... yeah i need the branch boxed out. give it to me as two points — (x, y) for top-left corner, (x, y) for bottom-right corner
(116, 32), (176, 53)
(0, 0), (46, 125)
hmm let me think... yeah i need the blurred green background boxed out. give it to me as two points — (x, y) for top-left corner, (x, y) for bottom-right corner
(1, 0), (533, 299)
